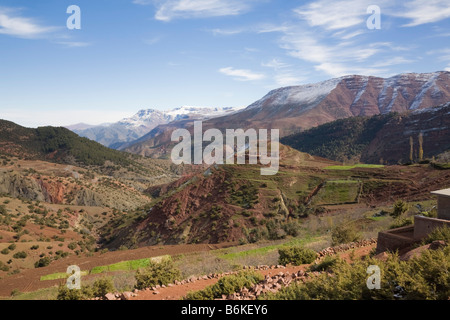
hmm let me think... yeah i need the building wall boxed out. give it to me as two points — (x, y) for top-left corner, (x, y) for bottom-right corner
(413, 215), (450, 240)
(376, 226), (415, 253)
(437, 196), (450, 220)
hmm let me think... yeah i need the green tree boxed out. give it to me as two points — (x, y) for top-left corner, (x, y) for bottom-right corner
(135, 258), (181, 290)
(331, 224), (362, 246)
(391, 200), (408, 219)
(278, 247), (317, 266)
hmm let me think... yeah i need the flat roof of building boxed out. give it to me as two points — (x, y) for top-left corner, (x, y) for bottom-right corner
(431, 188), (450, 197)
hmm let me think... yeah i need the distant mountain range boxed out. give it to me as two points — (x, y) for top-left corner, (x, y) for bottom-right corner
(68, 106), (244, 148)
(118, 71), (450, 158)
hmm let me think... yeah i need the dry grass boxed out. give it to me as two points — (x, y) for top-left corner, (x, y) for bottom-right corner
(173, 251), (233, 279)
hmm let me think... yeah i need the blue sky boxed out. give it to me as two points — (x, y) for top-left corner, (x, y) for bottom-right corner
(1, 0), (450, 127)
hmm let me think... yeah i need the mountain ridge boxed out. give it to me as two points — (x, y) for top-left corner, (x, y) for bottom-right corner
(70, 106), (244, 148)
(122, 71), (450, 158)
(281, 101), (450, 164)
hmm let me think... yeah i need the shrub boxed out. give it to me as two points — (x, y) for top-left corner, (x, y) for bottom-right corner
(34, 257), (51, 268)
(1, 248), (9, 255)
(309, 256), (337, 272)
(278, 246), (317, 266)
(13, 251), (27, 259)
(91, 278), (115, 299)
(10, 289), (21, 297)
(185, 271), (263, 300)
(389, 217), (413, 229)
(30, 245), (39, 250)
(135, 258), (181, 290)
(391, 200), (408, 218)
(331, 224), (362, 246)
(0, 261), (9, 272)
(7, 244), (16, 251)
(57, 284), (92, 300)
(423, 226), (450, 244)
(68, 242), (77, 250)
(57, 277), (116, 300)
(265, 246), (450, 300)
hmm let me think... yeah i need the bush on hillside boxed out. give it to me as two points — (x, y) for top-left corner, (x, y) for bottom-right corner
(423, 226), (450, 244)
(57, 277), (115, 300)
(91, 278), (115, 299)
(309, 255), (337, 272)
(134, 258), (181, 290)
(331, 224), (362, 246)
(185, 271), (263, 300)
(391, 200), (408, 218)
(278, 246), (317, 266)
(34, 257), (51, 268)
(12, 251), (27, 259)
(389, 217), (413, 230)
(265, 246), (450, 300)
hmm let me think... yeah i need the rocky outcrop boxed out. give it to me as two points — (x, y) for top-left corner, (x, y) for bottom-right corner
(0, 172), (46, 201)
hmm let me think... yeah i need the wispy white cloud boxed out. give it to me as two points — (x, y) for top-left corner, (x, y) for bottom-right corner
(372, 57), (415, 68)
(261, 58), (290, 70)
(396, 0), (450, 27)
(0, 7), (57, 38)
(294, 0), (382, 31)
(279, 30), (388, 77)
(256, 23), (290, 34)
(335, 30), (365, 40)
(426, 48), (450, 62)
(219, 67), (265, 81)
(57, 41), (91, 48)
(261, 58), (305, 86)
(136, 0), (255, 22)
(273, 73), (305, 87)
(295, 0), (450, 29)
(210, 28), (244, 36)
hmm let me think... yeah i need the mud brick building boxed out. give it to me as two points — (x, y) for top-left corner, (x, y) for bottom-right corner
(376, 188), (450, 253)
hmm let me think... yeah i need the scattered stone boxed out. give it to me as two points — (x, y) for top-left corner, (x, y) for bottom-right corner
(105, 293), (116, 301)
(122, 292), (132, 300)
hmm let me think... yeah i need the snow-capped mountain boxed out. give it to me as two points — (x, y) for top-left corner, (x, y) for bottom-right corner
(69, 106), (243, 148)
(246, 71), (449, 115)
(117, 106), (243, 128)
(121, 71), (450, 158)
(202, 71), (450, 137)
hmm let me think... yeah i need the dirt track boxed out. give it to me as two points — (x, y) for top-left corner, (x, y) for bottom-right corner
(0, 242), (237, 297)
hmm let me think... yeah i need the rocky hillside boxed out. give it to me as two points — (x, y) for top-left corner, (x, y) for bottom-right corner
(123, 72), (450, 158)
(100, 142), (450, 249)
(0, 120), (194, 209)
(282, 102), (450, 164)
